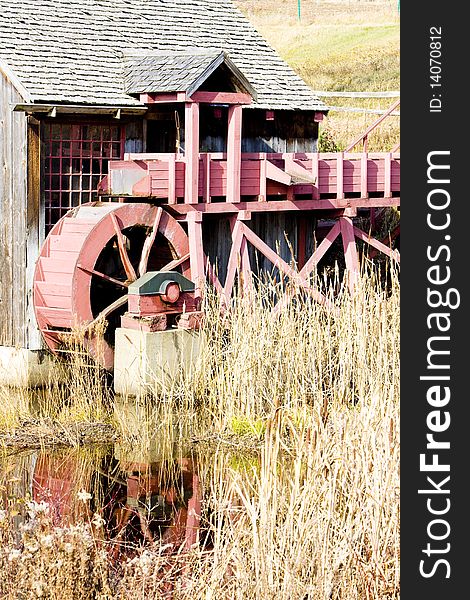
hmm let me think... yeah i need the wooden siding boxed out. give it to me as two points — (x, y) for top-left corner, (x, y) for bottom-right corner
(145, 108), (319, 154)
(0, 74), (29, 348)
(242, 110), (319, 153)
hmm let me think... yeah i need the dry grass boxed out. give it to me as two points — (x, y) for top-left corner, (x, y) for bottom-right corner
(1, 264), (399, 599)
(234, 0), (400, 150)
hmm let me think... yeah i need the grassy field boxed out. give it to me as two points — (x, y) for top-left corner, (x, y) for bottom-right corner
(235, 0), (400, 150)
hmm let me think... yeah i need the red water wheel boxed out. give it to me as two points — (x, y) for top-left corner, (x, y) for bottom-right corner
(33, 202), (191, 370)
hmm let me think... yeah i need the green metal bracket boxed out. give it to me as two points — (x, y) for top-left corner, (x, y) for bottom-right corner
(128, 271), (195, 296)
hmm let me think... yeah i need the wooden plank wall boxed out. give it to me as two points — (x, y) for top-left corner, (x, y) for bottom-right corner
(145, 108), (319, 154)
(242, 110), (319, 153)
(0, 75), (29, 348)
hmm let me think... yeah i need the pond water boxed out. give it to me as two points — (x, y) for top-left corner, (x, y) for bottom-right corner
(1, 444), (210, 561)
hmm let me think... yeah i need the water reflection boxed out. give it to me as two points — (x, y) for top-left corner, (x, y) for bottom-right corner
(1, 446), (203, 561)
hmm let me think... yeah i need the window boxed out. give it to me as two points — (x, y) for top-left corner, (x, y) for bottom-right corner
(43, 123), (124, 232)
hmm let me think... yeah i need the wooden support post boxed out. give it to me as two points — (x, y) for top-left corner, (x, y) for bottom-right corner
(259, 153), (267, 201)
(311, 152), (319, 200)
(185, 102), (200, 204)
(340, 216), (360, 293)
(223, 220), (245, 302)
(361, 152), (368, 199)
(202, 153), (211, 203)
(186, 211), (205, 297)
(336, 151), (344, 199)
(384, 152), (392, 197)
(168, 154), (176, 204)
(229, 212), (253, 296)
(226, 105), (243, 203)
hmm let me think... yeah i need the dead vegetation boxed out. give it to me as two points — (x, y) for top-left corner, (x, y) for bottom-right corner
(1, 263), (400, 598)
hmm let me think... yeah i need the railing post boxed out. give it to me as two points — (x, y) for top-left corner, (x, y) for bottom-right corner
(340, 216), (360, 293)
(259, 153), (267, 201)
(185, 102), (200, 204)
(226, 105), (243, 203)
(384, 152), (392, 197)
(336, 151), (344, 199)
(361, 152), (368, 199)
(202, 153), (211, 204)
(186, 211), (205, 298)
(311, 152), (319, 200)
(168, 154), (176, 204)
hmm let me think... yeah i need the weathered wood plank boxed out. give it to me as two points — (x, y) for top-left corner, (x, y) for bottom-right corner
(0, 75), (28, 348)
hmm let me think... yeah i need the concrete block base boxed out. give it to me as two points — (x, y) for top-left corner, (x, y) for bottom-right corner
(114, 328), (203, 396)
(0, 346), (66, 388)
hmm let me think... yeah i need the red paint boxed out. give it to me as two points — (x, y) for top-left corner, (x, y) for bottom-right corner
(185, 102), (200, 204)
(103, 151), (399, 206)
(190, 91), (252, 104)
(226, 105), (243, 203)
(33, 203), (191, 369)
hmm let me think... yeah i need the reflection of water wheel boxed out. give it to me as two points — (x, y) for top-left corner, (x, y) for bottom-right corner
(33, 202), (191, 370)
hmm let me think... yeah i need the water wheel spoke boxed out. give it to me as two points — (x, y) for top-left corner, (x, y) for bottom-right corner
(110, 213), (138, 282)
(160, 253), (191, 272)
(77, 264), (128, 288)
(138, 207), (163, 277)
(86, 295), (128, 330)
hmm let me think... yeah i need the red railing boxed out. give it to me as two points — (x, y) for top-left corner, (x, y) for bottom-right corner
(99, 151), (400, 206)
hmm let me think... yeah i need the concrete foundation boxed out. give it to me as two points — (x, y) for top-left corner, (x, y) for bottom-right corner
(114, 328), (203, 396)
(0, 346), (66, 387)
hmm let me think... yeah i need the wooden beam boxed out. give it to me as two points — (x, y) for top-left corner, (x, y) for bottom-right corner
(229, 215), (253, 296)
(26, 117), (43, 349)
(185, 102), (200, 204)
(186, 212), (205, 297)
(223, 220), (245, 302)
(190, 91), (252, 105)
(265, 160), (292, 186)
(166, 198), (400, 216)
(138, 207), (163, 276)
(140, 92), (188, 104)
(240, 223), (336, 311)
(344, 99), (400, 152)
(226, 105), (243, 203)
(353, 225), (400, 262)
(336, 152), (344, 199)
(340, 216), (360, 292)
(259, 153), (267, 201)
(300, 220), (342, 278)
(110, 213), (138, 282)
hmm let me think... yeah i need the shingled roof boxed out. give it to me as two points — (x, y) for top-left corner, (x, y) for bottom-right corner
(124, 50), (256, 98)
(0, 0), (325, 111)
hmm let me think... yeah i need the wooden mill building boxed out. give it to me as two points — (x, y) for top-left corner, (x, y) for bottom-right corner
(0, 0), (399, 384)
(0, 0), (326, 376)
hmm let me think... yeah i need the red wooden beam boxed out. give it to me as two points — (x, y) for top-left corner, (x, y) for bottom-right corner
(167, 198), (400, 216)
(190, 92), (252, 105)
(138, 207), (163, 276)
(185, 102), (200, 204)
(344, 99), (400, 152)
(186, 211), (205, 298)
(223, 219), (245, 302)
(353, 225), (400, 262)
(226, 105), (243, 203)
(229, 214), (253, 296)
(110, 213), (138, 282)
(340, 216), (360, 292)
(140, 92), (188, 104)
